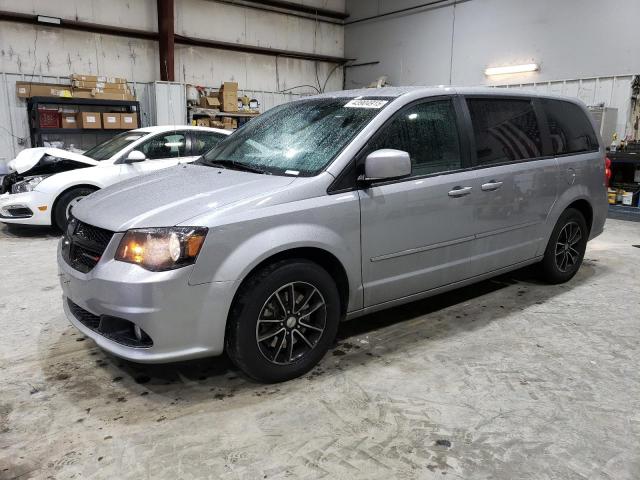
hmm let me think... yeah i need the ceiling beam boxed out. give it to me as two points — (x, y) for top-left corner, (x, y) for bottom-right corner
(233, 0), (348, 20)
(174, 34), (350, 64)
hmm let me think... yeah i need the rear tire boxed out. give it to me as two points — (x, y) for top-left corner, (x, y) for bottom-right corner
(539, 208), (588, 284)
(226, 259), (341, 383)
(53, 187), (97, 231)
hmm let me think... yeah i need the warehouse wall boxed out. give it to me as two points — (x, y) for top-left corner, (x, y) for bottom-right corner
(0, 0), (346, 161)
(0, 0), (345, 88)
(345, 0), (640, 87)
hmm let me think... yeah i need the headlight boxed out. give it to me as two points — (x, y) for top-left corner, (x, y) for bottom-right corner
(115, 227), (208, 271)
(11, 175), (50, 194)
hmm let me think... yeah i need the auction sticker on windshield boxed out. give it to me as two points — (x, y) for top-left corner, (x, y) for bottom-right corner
(344, 99), (389, 109)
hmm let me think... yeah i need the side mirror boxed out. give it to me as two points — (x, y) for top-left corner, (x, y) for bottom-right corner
(363, 149), (411, 181)
(124, 150), (146, 163)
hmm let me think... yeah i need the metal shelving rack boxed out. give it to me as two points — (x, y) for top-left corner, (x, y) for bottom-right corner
(27, 96), (141, 148)
(187, 105), (259, 129)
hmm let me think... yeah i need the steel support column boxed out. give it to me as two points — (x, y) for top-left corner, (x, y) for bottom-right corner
(157, 0), (175, 81)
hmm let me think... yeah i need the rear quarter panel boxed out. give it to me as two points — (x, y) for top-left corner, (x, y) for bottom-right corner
(537, 146), (607, 256)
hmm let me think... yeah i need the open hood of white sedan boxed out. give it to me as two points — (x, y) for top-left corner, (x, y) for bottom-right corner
(8, 148), (99, 174)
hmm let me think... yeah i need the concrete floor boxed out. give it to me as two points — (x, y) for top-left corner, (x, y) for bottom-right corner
(1, 220), (639, 480)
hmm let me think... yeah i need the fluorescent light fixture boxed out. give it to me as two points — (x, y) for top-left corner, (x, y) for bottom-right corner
(37, 15), (62, 25)
(484, 63), (539, 76)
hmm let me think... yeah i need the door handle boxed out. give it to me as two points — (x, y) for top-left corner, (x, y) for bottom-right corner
(448, 186), (473, 197)
(481, 181), (503, 191)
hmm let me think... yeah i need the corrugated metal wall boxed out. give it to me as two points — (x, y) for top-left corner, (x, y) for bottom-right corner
(493, 75), (634, 141)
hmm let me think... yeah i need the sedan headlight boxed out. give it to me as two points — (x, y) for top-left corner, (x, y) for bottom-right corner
(11, 175), (50, 194)
(115, 227), (208, 271)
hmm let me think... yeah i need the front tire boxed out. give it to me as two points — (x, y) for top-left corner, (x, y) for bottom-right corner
(53, 187), (96, 231)
(226, 259), (341, 383)
(539, 208), (588, 284)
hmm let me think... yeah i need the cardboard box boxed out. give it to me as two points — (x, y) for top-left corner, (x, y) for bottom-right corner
(200, 96), (221, 109)
(221, 117), (238, 129)
(72, 90), (136, 101)
(72, 80), (129, 91)
(16, 82), (72, 98)
(195, 118), (210, 127)
(61, 113), (78, 129)
(102, 113), (121, 129)
(220, 81), (238, 93)
(80, 112), (102, 129)
(95, 91), (135, 101)
(219, 91), (238, 112)
(74, 86), (132, 95)
(71, 74), (127, 84)
(120, 113), (138, 129)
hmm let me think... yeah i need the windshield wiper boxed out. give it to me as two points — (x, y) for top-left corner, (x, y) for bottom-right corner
(204, 159), (267, 174)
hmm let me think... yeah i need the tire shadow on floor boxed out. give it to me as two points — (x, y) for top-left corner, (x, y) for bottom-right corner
(0, 222), (60, 239)
(38, 258), (606, 416)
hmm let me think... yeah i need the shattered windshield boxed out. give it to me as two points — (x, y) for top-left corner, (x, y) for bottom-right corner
(83, 131), (148, 160)
(201, 97), (390, 176)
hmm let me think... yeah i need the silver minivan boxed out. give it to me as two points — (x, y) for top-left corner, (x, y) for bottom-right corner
(58, 87), (607, 382)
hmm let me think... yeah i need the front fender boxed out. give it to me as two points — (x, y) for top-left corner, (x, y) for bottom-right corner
(36, 169), (108, 199)
(188, 188), (363, 313)
(190, 223), (362, 311)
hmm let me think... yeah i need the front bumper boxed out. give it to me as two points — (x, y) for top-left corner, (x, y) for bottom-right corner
(0, 191), (51, 225)
(57, 235), (234, 363)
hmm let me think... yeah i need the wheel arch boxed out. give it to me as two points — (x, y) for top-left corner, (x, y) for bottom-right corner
(51, 183), (100, 223)
(229, 247), (350, 319)
(566, 198), (593, 234)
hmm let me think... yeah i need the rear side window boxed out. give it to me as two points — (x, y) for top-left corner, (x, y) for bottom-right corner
(192, 131), (227, 155)
(467, 98), (542, 166)
(367, 99), (462, 177)
(139, 132), (187, 159)
(541, 99), (599, 155)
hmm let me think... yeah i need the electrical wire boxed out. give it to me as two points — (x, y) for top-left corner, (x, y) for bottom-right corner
(0, 125), (27, 143)
(313, 12), (322, 92)
(321, 62), (345, 93)
(278, 84), (321, 94)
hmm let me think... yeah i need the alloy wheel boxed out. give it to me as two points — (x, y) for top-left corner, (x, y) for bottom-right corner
(256, 281), (327, 365)
(555, 221), (582, 273)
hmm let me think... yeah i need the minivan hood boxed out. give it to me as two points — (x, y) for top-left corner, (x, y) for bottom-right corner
(71, 164), (297, 231)
(9, 148), (98, 174)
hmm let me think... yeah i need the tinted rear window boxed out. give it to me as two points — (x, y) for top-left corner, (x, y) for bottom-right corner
(467, 98), (543, 166)
(541, 99), (599, 155)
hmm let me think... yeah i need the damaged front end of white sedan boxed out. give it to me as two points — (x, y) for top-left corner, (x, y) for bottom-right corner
(0, 126), (231, 230)
(0, 148), (99, 224)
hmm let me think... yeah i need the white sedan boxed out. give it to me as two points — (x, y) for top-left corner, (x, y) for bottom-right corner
(0, 126), (230, 230)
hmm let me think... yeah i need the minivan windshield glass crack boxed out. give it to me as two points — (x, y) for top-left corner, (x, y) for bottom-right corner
(200, 98), (389, 176)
